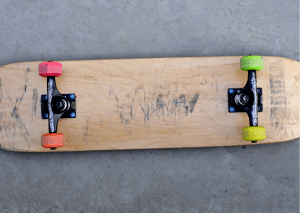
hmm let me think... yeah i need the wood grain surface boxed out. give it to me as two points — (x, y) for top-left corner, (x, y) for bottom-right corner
(0, 56), (299, 152)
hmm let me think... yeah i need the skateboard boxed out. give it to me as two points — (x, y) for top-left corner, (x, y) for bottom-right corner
(0, 55), (299, 152)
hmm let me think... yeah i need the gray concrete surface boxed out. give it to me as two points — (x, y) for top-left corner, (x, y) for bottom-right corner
(0, 0), (299, 212)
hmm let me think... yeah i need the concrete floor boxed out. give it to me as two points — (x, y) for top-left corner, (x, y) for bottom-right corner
(0, 0), (299, 212)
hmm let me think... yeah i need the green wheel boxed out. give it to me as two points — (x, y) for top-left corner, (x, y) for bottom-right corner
(242, 126), (266, 141)
(240, 55), (264, 71)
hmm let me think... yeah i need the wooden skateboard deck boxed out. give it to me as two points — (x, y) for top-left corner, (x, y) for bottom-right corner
(0, 56), (299, 152)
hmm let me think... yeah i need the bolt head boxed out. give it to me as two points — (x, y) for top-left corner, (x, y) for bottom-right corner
(70, 94), (75, 99)
(242, 95), (249, 102)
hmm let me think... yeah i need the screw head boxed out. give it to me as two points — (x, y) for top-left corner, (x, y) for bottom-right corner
(70, 112), (76, 118)
(229, 107), (235, 112)
(56, 101), (63, 108)
(70, 94), (75, 99)
(242, 95), (249, 102)
(229, 89), (234, 94)
(257, 89), (261, 94)
(53, 99), (67, 112)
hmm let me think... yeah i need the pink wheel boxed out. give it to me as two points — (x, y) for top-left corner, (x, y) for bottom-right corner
(42, 133), (65, 148)
(39, 61), (62, 77)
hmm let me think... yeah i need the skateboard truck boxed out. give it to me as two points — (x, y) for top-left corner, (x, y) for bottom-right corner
(39, 61), (76, 150)
(228, 55), (266, 143)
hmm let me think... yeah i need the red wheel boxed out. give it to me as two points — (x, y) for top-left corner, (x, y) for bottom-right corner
(39, 61), (62, 77)
(42, 133), (65, 148)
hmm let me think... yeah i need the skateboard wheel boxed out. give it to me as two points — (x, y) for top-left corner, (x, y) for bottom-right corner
(42, 133), (65, 148)
(39, 61), (62, 77)
(240, 55), (264, 71)
(242, 126), (266, 141)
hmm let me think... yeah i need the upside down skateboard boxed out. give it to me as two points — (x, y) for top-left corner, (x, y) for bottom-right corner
(0, 55), (299, 152)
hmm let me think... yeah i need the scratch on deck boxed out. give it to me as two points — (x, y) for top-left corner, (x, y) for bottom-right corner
(269, 60), (287, 129)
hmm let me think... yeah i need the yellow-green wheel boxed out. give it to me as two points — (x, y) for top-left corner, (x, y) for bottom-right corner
(242, 126), (266, 141)
(240, 55), (264, 71)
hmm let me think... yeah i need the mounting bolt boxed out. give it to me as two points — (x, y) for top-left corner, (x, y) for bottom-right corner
(257, 89), (261, 95)
(229, 107), (235, 112)
(70, 112), (76, 118)
(70, 94), (75, 100)
(241, 94), (249, 103)
(229, 89), (234, 94)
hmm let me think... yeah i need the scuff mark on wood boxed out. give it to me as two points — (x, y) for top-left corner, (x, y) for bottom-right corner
(32, 88), (38, 117)
(111, 85), (200, 125)
(11, 106), (30, 137)
(188, 93), (200, 113)
(83, 121), (89, 144)
(269, 61), (287, 128)
(0, 74), (30, 144)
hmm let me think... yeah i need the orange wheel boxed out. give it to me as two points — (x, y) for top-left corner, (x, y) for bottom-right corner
(42, 133), (65, 149)
(39, 61), (62, 77)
